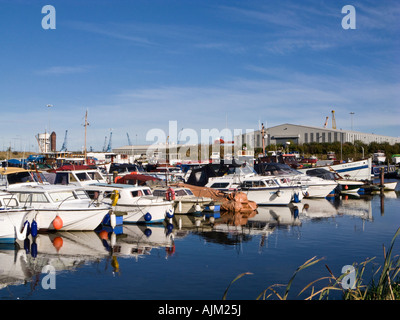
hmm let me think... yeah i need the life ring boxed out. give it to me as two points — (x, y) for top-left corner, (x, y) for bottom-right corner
(166, 244), (175, 255)
(165, 187), (175, 201)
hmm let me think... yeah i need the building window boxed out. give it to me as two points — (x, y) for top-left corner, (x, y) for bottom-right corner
(328, 132), (332, 143)
(304, 133), (308, 143)
(322, 132), (326, 143)
(310, 133), (314, 142)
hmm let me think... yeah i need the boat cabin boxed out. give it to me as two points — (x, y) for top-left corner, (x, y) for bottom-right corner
(54, 169), (107, 187)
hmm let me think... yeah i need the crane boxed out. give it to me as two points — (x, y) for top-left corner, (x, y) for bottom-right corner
(323, 116), (329, 128)
(127, 133), (132, 145)
(106, 131), (113, 152)
(331, 110), (336, 129)
(102, 136), (108, 152)
(60, 130), (68, 151)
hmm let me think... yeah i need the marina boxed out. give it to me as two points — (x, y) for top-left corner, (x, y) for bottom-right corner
(1, 120), (399, 302)
(1, 0), (399, 304)
(0, 178), (398, 300)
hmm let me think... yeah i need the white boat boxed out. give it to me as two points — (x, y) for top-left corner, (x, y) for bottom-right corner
(240, 176), (302, 206)
(336, 179), (364, 194)
(259, 163), (337, 198)
(298, 158), (372, 181)
(0, 191), (33, 243)
(54, 168), (108, 187)
(152, 186), (215, 214)
(205, 165), (257, 192)
(85, 183), (174, 224)
(6, 184), (110, 231)
(373, 151), (386, 164)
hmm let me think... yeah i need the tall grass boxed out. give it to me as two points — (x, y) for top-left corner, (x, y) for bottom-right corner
(223, 227), (400, 300)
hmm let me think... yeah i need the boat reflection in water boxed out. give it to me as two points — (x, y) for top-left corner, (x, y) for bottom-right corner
(0, 194), (377, 296)
(299, 196), (373, 221)
(111, 224), (175, 261)
(0, 231), (111, 291)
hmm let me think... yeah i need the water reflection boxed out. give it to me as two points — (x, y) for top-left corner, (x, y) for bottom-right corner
(0, 232), (110, 292)
(112, 224), (175, 261)
(0, 192), (388, 297)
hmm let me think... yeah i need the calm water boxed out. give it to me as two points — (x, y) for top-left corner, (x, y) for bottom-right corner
(1, 179), (399, 300)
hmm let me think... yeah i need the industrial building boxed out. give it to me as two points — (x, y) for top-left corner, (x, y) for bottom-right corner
(235, 123), (400, 149)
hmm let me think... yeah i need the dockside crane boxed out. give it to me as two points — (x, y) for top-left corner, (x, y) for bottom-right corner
(60, 130), (68, 151)
(331, 110), (336, 129)
(127, 133), (132, 145)
(102, 136), (108, 152)
(323, 116), (329, 128)
(106, 131), (113, 152)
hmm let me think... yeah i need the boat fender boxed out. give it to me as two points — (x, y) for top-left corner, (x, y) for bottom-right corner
(53, 216), (63, 230)
(166, 223), (173, 235)
(31, 220), (38, 238)
(111, 232), (116, 247)
(24, 238), (30, 254)
(293, 193), (300, 203)
(195, 204), (201, 212)
(24, 220), (31, 237)
(275, 190), (281, 197)
(144, 212), (152, 222)
(110, 213), (117, 229)
(178, 201), (182, 212)
(293, 207), (299, 219)
(144, 228), (152, 237)
(16, 222), (29, 241)
(344, 185), (348, 190)
(166, 208), (174, 219)
(31, 241), (37, 258)
(52, 237), (63, 252)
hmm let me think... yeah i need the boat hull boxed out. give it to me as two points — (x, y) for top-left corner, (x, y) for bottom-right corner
(243, 187), (295, 206)
(304, 184), (337, 198)
(0, 209), (31, 243)
(299, 158), (372, 181)
(32, 207), (110, 231)
(114, 202), (174, 224)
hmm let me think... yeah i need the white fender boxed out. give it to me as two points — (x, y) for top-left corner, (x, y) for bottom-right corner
(16, 222), (29, 241)
(110, 213), (116, 229)
(111, 232), (116, 247)
(178, 201), (182, 213)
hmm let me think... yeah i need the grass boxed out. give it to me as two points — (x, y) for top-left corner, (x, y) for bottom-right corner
(223, 227), (400, 300)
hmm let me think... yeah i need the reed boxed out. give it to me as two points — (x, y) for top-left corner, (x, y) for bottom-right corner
(224, 227), (400, 300)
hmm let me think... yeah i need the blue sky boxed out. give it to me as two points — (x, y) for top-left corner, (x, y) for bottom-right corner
(0, 0), (399, 152)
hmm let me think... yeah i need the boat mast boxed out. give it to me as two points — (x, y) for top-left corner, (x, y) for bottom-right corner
(84, 110), (89, 165)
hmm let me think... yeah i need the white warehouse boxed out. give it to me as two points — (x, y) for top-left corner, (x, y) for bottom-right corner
(235, 123), (400, 148)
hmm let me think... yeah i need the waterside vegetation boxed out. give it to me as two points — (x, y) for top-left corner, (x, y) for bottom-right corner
(224, 227), (400, 300)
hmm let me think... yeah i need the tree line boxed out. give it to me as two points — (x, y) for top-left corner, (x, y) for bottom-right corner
(259, 141), (400, 162)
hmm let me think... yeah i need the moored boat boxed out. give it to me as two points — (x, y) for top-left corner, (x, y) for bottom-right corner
(0, 191), (33, 243)
(6, 184), (110, 231)
(240, 176), (302, 206)
(85, 183), (174, 224)
(152, 186), (215, 214)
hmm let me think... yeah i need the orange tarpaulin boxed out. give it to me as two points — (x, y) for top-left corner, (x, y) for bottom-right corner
(171, 182), (257, 214)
